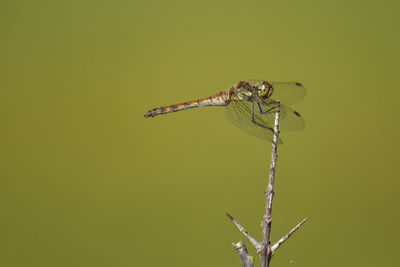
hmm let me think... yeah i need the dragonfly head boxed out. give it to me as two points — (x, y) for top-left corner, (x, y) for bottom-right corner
(258, 81), (274, 99)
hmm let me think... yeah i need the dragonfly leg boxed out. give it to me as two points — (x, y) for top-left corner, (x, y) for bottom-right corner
(251, 103), (274, 131)
(257, 102), (277, 115)
(258, 98), (271, 106)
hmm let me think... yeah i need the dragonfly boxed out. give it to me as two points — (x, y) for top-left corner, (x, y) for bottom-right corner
(144, 80), (305, 143)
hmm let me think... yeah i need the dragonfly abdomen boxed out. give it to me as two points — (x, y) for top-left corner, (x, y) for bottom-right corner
(144, 91), (229, 118)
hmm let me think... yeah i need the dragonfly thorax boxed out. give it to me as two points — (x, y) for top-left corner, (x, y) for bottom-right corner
(232, 80), (274, 101)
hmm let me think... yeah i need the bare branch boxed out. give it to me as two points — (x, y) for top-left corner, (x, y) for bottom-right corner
(226, 213), (262, 251)
(228, 100), (308, 267)
(232, 240), (254, 267)
(271, 217), (308, 253)
(260, 101), (280, 267)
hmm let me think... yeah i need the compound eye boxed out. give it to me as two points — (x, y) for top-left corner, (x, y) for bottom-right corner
(262, 81), (273, 98)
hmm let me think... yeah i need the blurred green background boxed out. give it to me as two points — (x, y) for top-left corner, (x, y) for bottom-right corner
(1, 0), (399, 266)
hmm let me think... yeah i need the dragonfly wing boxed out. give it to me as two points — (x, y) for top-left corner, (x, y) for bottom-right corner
(264, 98), (306, 131)
(269, 82), (306, 105)
(225, 100), (305, 142)
(225, 100), (282, 143)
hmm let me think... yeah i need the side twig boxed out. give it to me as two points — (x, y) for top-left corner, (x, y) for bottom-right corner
(226, 213), (262, 252)
(271, 217), (308, 253)
(232, 240), (254, 267)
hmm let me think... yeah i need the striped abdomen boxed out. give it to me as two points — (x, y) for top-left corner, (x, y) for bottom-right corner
(144, 91), (230, 118)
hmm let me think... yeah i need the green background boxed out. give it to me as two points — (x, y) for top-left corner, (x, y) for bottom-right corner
(1, 0), (399, 266)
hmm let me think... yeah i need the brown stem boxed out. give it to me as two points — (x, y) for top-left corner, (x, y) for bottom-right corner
(226, 213), (262, 252)
(260, 101), (280, 267)
(271, 217), (308, 253)
(228, 101), (308, 267)
(232, 240), (254, 267)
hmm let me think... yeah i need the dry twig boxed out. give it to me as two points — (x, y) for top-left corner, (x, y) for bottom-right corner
(226, 213), (262, 252)
(232, 240), (254, 267)
(259, 101), (281, 267)
(227, 101), (308, 267)
(271, 217), (308, 253)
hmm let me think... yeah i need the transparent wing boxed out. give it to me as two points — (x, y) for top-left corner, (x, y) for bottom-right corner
(248, 80), (306, 105)
(225, 99), (305, 142)
(264, 98), (305, 131)
(225, 99), (280, 143)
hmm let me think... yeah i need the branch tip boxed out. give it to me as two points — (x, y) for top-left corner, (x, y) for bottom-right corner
(271, 216), (309, 253)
